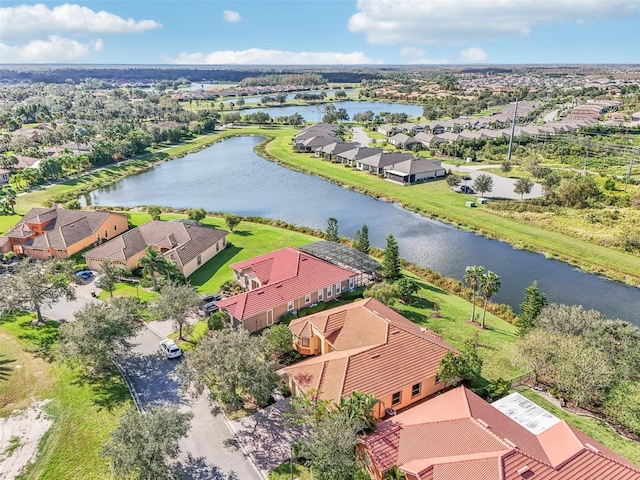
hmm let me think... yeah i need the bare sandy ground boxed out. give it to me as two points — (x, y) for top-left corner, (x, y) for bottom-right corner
(0, 400), (52, 480)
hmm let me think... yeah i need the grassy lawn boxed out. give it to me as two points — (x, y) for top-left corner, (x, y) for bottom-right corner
(0, 313), (131, 480)
(515, 387), (640, 467)
(97, 283), (158, 303)
(262, 132), (640, 284)
(0, 214), (22, 236)
(168, 320), (209, 352)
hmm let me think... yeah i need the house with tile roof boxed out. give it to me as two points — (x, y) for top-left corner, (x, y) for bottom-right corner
(83, 220), (228, 278)
(0, 206), (129, 260)
(216, 247), (357, 333)
(387, 133), (421, 150)
(383, 159), (446, 185)
(283, 298), (458, 419)
(360, 386), (640, 480)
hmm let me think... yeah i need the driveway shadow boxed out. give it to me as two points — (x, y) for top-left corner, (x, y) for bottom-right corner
(176, 453), (239, 480)
(117, 351), (186, 408)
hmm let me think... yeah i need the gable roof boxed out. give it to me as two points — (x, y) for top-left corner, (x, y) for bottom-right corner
(362, 387), (640, 480)
(285, 298), (457, 402)
(84, 220), (227, 268)
(358, 152), (415, 169)
(384, 159), (444, 176)
(4, 207), (123, 250)
(216, 247), (355, 321)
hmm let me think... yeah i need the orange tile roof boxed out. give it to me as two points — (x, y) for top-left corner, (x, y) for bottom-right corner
(216, 248), (354, 321)
(284, 299), (457, 402)
(362, 387), (640, 480)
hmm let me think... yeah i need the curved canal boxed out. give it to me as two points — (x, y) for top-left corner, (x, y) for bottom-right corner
(82, 136), (640, 324)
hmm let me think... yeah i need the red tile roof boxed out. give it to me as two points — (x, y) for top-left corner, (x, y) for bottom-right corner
(284, 299), (457, 402)
(362, 387), (640, 480)
(217, 247), (354, 321)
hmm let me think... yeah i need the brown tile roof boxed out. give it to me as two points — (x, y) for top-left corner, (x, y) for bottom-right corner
(362, 387), (640, 480)
(285, 299), (457, 402)
(217, 248), (354, 321)
(84, 220), (227, 270)
(6, 207), (123, 250)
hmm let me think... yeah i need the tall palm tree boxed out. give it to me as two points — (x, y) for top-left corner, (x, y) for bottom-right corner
(464, 266), (484, 323)
(3, 188), (17, 215)
(479, 271), (501, 329)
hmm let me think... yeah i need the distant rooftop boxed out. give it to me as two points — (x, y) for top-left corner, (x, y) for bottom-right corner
(492, 392), (561, 435)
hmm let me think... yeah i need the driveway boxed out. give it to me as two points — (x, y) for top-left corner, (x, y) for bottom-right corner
(352, 126), (370, 147)
(41, 276), (101, 321)
(228, 399), (302, 477)
(443, 163), (543, 200)
(119, 327), (263, 480)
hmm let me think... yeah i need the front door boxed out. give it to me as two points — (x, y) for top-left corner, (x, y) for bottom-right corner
(267, 309), (274, 326)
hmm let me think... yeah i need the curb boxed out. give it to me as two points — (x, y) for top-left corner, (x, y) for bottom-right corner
(113, 359), (145, 412)
(220, 411), (267, 480)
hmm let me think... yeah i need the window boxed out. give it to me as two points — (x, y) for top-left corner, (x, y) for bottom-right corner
(317, 289), (323, 302)
(412, 382), (421, 397)
(327, 285), (332, 298)
(305, 294), (311, 304)
(104, 229), (108, 238)
(335, 282), (341, 295)
(302, 338), (309, 347)
(287, 301), (294, 311)
(392, 391), (401, 406)
(114, 224), (118, 231)
(216, 243), (219, 252)
(197, 255), (202, 266)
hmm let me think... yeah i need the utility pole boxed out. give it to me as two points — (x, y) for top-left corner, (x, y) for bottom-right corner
(625, 155), (635, 192)
(506, 99), (518, 163)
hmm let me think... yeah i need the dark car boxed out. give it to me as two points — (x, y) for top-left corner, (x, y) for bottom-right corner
(200, 292), (221, 303)
(202, 301), (219, 314)
(458, 185), (475, 194)
(75, 270), (94, 281)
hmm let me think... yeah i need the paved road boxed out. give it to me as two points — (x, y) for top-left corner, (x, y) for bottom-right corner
(41, 282), (263, 480)
(120, 327), (262, 480)
(443, 163), (543, 200)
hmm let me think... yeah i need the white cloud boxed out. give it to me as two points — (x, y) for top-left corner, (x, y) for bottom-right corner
(223, 10), (243, 23)
(348, 0), (640, 45)
(460, 47), (488, 62)
(172, 48), (380, 65)
(400, 47), (425, 58)
(0, 35), (103, 63)
(0, 3), (162, 41)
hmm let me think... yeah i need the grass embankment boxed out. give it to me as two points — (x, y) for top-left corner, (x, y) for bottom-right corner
(515, 387), (640, 466)
(0, 313), (130, 479)
(259, 131), (640, 285)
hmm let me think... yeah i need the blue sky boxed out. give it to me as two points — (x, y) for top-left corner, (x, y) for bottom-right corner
(1, 1), (639, 64)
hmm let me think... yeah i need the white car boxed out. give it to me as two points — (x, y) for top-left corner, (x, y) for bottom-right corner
(159, 339), (182, 359)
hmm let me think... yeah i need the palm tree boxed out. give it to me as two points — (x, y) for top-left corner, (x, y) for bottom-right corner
(137, 246), (166, 288)
(479, 271), (501, 329)
(464, 266), (484, 323)
(3, 188), (17, 215)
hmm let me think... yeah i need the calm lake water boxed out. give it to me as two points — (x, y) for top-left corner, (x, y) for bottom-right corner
(222, 89), (358, 104)
(238, 100), (424, 122)
(82, 136), (640, 324)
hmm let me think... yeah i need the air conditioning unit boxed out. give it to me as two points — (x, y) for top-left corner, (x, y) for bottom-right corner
(288, 309), (297, 315)
(348, 287), (356, 292)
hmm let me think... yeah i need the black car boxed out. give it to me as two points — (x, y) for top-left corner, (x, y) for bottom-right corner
(202, 301), (219, 314)
(459, 185), (475, 194)
(200, 292), (221, 303)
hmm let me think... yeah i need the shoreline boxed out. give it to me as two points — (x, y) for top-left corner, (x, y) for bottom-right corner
(10, 126), (640, 288)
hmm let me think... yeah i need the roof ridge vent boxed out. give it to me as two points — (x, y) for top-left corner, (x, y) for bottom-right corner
(390, 329), (401, 335)
(517, 466), (531, 475)
(476, 418), (489, 428)
(370, 353), (380, 359)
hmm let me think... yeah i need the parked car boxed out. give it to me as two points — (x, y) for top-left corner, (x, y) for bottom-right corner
(159, 339), (182, 359)
(200, 292), (221, 303)
(457, 185), (475, 194)
(202, 301), (219, 314)
(75, 270), (94, 281)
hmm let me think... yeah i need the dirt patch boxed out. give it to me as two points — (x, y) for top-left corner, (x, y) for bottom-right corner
(0, 400), (52, 480)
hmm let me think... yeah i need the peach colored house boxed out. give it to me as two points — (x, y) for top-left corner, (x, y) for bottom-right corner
(283, 298), (458, 419)
(360, 386), (640, 480)
(216, 247), (357, 333)
(0, 206), (128, 260)
(83, 220), (228, 277)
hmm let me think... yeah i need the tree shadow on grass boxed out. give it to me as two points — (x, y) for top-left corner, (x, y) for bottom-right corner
(1, 318), (61, 362)
(0, 354), (17, 380)
(175, 453), (239, 480)
(72, 369), (132, 412)
(231, 230), (252, 237)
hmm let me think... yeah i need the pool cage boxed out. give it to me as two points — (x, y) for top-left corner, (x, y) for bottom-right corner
(298, 241), (381, 287)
